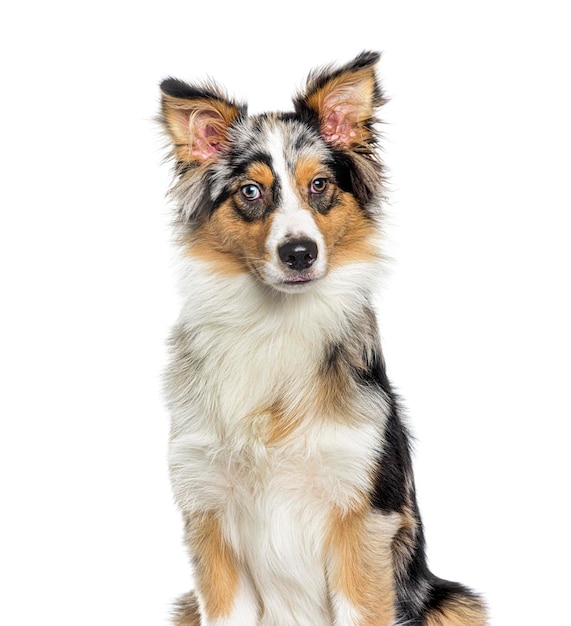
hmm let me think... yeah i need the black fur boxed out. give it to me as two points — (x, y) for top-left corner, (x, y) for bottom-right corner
(354, 345), (484, 624)
(160, 52), (486, 625)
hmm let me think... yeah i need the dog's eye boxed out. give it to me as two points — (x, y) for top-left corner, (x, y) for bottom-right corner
(310, 178), (329, 194)
(240, 184), (262, 201)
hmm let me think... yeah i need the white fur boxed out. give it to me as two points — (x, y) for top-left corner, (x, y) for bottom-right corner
(330, 595), (363, 626)
(167, 248), (387, 623)
(203, 575), (259, 626)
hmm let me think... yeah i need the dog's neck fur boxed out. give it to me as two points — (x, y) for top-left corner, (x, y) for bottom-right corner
(167, 255), (383, 441)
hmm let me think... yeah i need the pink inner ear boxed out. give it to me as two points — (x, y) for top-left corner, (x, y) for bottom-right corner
(321, 105), (358, 148)
(191, 111), (225, 162)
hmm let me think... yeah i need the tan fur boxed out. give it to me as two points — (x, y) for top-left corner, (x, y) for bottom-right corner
(293, 155), (330, 189)
(162, 93), (240, 163)
(184, 198), (276, 277)
(314, 194), (379, 267)
(265, 400), (303, 446)
(184, 229), (249, 277)
(391, 503), (420, 580)
(326, 507), (400, 625)
(305, 67), (378, 149)
(245, 161), (275, 189)
(187, 512), (239, 621)
(314, 356), (357, 419)
(424, 598), (488, 626)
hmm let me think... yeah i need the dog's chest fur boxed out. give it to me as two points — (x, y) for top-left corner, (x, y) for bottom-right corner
(166, 262), (386, 619)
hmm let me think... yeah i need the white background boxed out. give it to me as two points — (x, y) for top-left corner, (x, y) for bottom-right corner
(1, 1), (569, 624)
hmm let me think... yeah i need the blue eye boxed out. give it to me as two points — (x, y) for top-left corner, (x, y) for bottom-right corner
(240, 184), (262, 201)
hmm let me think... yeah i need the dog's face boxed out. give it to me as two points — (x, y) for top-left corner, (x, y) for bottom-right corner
(161, 52), (385, 293)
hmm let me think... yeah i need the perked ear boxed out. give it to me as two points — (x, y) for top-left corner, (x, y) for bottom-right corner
(160, 79), (245, 164)
(294, 51), (385, 151)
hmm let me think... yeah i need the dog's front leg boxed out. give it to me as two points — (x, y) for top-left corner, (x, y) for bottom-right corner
(326, 507), (397, 626)
(185, 511), (259, 626)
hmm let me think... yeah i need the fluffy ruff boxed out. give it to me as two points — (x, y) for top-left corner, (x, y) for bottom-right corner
(160, 51), (487, 626)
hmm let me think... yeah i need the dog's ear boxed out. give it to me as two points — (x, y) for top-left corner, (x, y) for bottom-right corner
(160, 79), (245, 164)
(294, 51), (384, 152)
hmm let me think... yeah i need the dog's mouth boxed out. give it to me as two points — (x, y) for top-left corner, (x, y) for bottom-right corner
(269, 272), (321, 293)
(251, 262), (319, 289)
(284, 276), (312, 285)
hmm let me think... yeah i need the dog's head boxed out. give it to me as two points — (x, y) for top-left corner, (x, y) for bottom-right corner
(160, 52), (385, 293)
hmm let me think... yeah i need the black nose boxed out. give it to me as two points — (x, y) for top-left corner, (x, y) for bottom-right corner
(278, 239), (319, 271)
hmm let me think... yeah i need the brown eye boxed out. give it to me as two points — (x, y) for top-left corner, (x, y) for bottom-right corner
(310, 177), (328, 194)
(240, 184), (262, 201)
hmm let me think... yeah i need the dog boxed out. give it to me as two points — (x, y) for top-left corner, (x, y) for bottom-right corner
(159, 51), (487, 626)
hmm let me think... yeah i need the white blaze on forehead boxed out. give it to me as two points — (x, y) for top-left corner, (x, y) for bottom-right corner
(265, 126), (325, 257)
